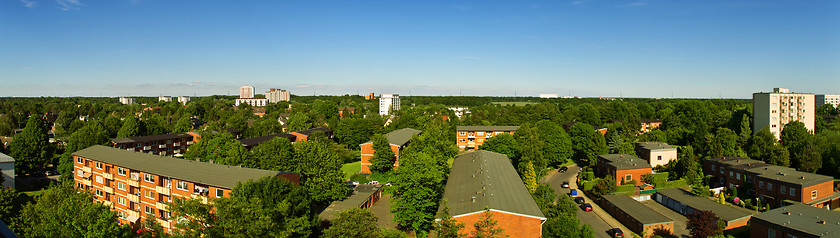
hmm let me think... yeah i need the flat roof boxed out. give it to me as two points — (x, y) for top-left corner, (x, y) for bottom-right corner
(73, 145), (281, 189)
(456, 126), (520, 132)
(657, 188), (753, 222)
(239, 133), (296, 147)
(752, 204), (840, 237)
(599, 154), (652, 170)
(635, 142), (676, 151)
(705, 157), (764, 167)
(602, 195), (672, 225)
(111, 133), (194, 144)
(361, 128), (421, 146)
(438, 150), (545, 220)
(292, 127), (333, 137)
(746, 166), (834, 187)
(318, 184), (382, 221)
(0, 152), (13, 163)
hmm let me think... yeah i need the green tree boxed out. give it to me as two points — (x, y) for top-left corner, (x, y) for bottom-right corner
(0, 187), (24, 223)
(591, 175), (617, 198)
(370, 134), (396, 173)
(116, 116), (145, 138)
(473, 209), (508, 238)
(749, 127), (791, 166)
(288, 113), (312, 132)
(172, 116), (193, 133)
(515, 124), (546, 174)
(168, 196), (215, 237)
(335, 117), (381, 146)
(795, 142), (822, 173)
(436, 201), (466, 238)
(322, 208), (380, 238)
(185, 132), (247, 165)
(781, 121), (814, 170)
(248, 136), (295, 171)
(479, 133), (520, 162)
(569, 122), (606, 166)
(579, 224), (595, 238)
(14, 182), (132, 237)
(522, 161), (538, 193)
(535, 120), (573, 167)
(293, 141), (349, 208)
(9, 116), (52, 175)
(58, 121), (110, 181)
(391, 151), (445, 235)
(705, 127), (740, 158)
(686, 210), (722, 238)
(139, 214), (168, 238)
(212, 176), (314, 237)
(737, 114), (752, 149)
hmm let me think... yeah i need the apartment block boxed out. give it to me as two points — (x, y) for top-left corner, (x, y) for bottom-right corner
(158, 96), (172, 102)
(111, 133), (196, 156)
(704, 157), (840, 208)
(234, 98), (267, 107)
(119, 97), (134, 105)
(72, 145), (300, 232)
(365, 93), (375, 100)
(379, 94), (400, 115)
(596, 154), (653, 186)
(266, 88), (290, 103)
(240, 85), (255, 98)
(640, 119), (662, 133)
(816, 94), (840, 109)
(360, 128), (421, 174)
(177, 96), (190, 105)
(753, 88), (815, 139)
(456, 126), (519, 151)
(0, 152), (14, 189)
(635, 142), (677, 168)
(654, 189), (752, 230)
(750, 204), (840, 238)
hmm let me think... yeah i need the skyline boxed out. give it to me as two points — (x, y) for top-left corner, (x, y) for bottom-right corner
(1, 0), (839, 98)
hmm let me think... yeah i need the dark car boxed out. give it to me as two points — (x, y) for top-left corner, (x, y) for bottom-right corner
(561, 181), (570, 188)
(581, 203), (593, 211)
(609, 228), (624, 238)
(574, 197), (585, 204)
(559, 166), (568, 173)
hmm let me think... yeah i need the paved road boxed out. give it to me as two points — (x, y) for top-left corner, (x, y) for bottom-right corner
(545, 165), (629, 238)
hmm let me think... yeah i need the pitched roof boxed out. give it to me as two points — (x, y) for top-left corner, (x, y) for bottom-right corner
(0, 152), (13, 163)
(456, 126), (520, 132)
(598, 154), (652, 170)
(602, 195), (672, 225)
(746, 166), (834, 187)
(438, 150), (546, 220)
(318, 184), (383, 221)
(635, 142), (676, 151)
(73, 145), (281, 189)
(111, 133), (194, 144)
(361, 128), (421, 146)
(752, 204), (840, 237)
(656, 188), (753, 222)
(238, 133), (297, 148)
(292, 127), (333, 136)
(640, 118), (662, 123)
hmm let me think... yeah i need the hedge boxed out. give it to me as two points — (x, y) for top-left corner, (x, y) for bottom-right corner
(661, 179), (688, 189)
(616, 184), (636, 193)
(582, 180), (598, 191)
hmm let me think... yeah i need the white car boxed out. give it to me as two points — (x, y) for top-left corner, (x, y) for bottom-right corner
(367, 181), (380, 185)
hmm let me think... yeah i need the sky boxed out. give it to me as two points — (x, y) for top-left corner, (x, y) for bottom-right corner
(1, 0), (838, 98)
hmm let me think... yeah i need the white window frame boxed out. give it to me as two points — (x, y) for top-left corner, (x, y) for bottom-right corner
(77, 157), (84, 164)
(145, 205), (155, 214)
(145, 190), (155, 199)
(768, 183), (773, 191)
(118, 168), (126, 176)
(458, 131), (466, 136)
(781, 185), (786, 195)
(476, 131), (484, 136)
(77, 170), (84, 177)
(95, 176), (103, 184)
(118, 197), (126, 205)
(625, 174), (632, 182)
(812, 190), (817, 199)
(95, 162), (102, 169)
(216, 189), (223, 198)
(759, 181), (764, 188)
(790, 188), (796, 196)
(95, 190), (103, 197)
(144, 174), (155, 183)
(118, 182), (126, 191)
(176, 181), (189, 191)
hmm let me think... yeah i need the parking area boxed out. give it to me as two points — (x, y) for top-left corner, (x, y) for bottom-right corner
(545, 165), (630, 238)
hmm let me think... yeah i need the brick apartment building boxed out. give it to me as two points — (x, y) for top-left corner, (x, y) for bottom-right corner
(73, 145), (300, 232)
(634, 142), (677, 168)
(640, 119), (662, 133)
(359, 128), (421, 174)
(456, 126), (519, 151)
(596, 154), (653, 186)
(654, 188), (753, 230)
(111, 133), (196, 156)
(703, 157), (840, 209)
(238, 133), (297, 150)
(750, 204), (840, 238)
(438, 150), (546, 237)
(289, 127), (333, 142)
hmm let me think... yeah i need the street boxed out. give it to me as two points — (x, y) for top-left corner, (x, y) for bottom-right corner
(544, 165), (630, 238)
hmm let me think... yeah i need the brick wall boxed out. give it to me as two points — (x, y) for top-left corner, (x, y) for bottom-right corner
(453, 210), (544, 238)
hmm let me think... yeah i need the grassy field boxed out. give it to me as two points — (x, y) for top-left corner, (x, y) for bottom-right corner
(341, 161), (361, 180)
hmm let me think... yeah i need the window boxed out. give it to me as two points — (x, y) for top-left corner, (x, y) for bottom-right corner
(145, 206), (155, 214)
(812, 190), (817, 199)
(216, 189), (223, 198)
(77, 182), (83, 189)
(759, 181), (764, 188)
(77, 170), (84, 177)
(477, 139), (484, 143)
(118, 197), (126, 205)
(711, 165), (716, 171)
(118, 168), (126, 175)
(625, 174), (632, 182)
(118, 182), (126, 191)
(95, 175), (103, 184)
(657, 155), (662, 161)
(458, 139), (465, 142)
(118, 211), (127, 219)
(736, 173), (741, 180)
(790, 188), (796, 196)
(145, 190), (155, 199)
(176, 181), (189, 191)
(95, 162), (102, 169)
(77, 157), (83, 164)
(458, 131), (466, 136)
(729, 171), (734, 178)
(768, 183), (773, 191)
(787, 234), (797, 238)
(144, 174), (155, 183)
(476, 132), (484, 136)
(768, 229), (776, 238)
(95, 190), (103, 197)
(781, 185), (787, 195)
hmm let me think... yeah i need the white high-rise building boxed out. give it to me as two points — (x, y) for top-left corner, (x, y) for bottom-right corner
(816, 94), (840, 109)
(158, 96), (172, 102)
(379, 94), (400, 115)
(119, 97), (134, 105)
(178, 96), (191, 105)
(266, 89), (290, 103)
(753, 88), (815, 139)
(240, 85), (255, 99)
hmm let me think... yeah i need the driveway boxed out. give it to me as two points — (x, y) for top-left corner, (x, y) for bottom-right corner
(545, 165), (630, 238)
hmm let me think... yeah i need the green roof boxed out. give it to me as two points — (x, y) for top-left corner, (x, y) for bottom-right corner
(746, 165), (834, 188)
(73, 145), (280, 189)
(657, 188), (754, 222)
(360, 128), (421, 146)
(599, 154), (652, 170)
(635, 142), (676, 151)
(456, 126), (520, 132)
(318, 184), (383, 221)
(752, 204), (840, 237)
(438, 150), (545, 220)
(602, 195), (672, 225)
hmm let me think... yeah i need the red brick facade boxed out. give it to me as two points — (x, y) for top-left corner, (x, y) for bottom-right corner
(452, 210), (544, 238)
(359, 143), (401, 174)
(456, 128), (517, 151)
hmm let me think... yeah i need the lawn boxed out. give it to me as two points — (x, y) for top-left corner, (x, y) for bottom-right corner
(341, 161), (361, 180)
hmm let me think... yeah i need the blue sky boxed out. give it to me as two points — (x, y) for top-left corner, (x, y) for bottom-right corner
(1, 0), (838, 98)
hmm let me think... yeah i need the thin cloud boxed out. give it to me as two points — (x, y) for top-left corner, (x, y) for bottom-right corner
(296, 84), (311, 88)
(21, 0), (37, 8)
(56, 0), (81, 10)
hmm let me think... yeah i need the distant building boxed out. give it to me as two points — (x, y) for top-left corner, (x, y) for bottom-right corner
(359, 128), (421, 174)
(816, 94), (840, 109)
(653, 188), (752, 230)
(238, 133), (297, 150)
(111, 133), (196, 156)
(447, 107), (470, 119)
(158, 96), (172, 102)
(288, 127), (334, 142)
(119, 97), (134, 105)
(365, 93), (375, 100)
(438, 150), (546, 237)
(750, 204), (840, 238)
(379, 94), (400, 115)
(456, 126), (519, 151)
(239, 85), (255, 99)
(640, 119), (662, 133)
(0, 152), (14, 189)
(337, 107), (355, 118)
(235, 98), (267, 107)
(177, 96), (190, 105)
(266, 88), (290, 103)
(635, 142), (677, 168)
(539, 93), (559, 98)
(596, 154), (652, 186)
(753, 88), (815, 139)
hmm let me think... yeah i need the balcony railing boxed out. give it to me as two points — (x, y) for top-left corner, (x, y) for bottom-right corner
(127, 179), (139, 187)
(190, 194), (209, 204)
(127, 193), (140, 203)
(156, 186), (171, 195)
(143, 146), (152, 150)
(156, 202), (168, 211)
(82, 166), (92, 173)
(126, 210), (140, 220)
(173, 142), (181, 147)
(187, 141), (194, 145)
(102, 200), (113, 207)
(102, 173), (113, 180)
(103, 186), (114, 194)
(82, 179), (91, 186)
(159, 144), (167, 149)
(157, 218), (171, 229)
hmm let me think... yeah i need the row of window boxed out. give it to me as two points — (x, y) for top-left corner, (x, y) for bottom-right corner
(457, 138), (485, 143)
(713, 164), (818, 199)
(457, 131), (509, 136)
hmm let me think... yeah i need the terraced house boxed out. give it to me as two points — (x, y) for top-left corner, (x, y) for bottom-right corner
(456, 126), (519, 151)
(73, 145), (299, 233)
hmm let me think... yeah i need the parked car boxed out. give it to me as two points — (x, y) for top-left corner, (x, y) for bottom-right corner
(367, 181), (380, 185)
(561, 181), (570, 188)
(574, 197), (585, 204)
(559, 166), (568, 173)
(581, 203), (593, 211)
(609, 228), (624, 238)
(568, 189), (578, 196)
(346, 181), (359, 186)
(45, 170), (59, 176)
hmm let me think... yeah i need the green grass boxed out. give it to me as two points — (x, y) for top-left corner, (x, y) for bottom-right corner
(23, 189), (49, 197)
(341, 161), (361, 180)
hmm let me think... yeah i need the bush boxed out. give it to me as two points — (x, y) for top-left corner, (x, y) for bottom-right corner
(662, 179), (688, 189)
(643, 173), (669, 187)
(615, 184), (636, 193)
(582, 180), (598, 191)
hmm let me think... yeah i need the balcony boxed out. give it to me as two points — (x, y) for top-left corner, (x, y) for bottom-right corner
(127, 193), (140, 203)
(103, 186), (114, 194)
(143, 146), (152, 151)
(102, 173), (113, 180)
(102, 200), (113, 207)
(126, 209), (140, 220)
(190, 194), (209, 204)
(173, 142), (181, 147)
(156, 186), (171, 195)
(157, 218), (171, 229)
(82, 179), (91, 186)
(187, 141), (194, 145)
(127, 179), (139, 187)
(156, 202), (168, 211)
(159, 144), (167, 149)
(82, 166), (92, 173)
